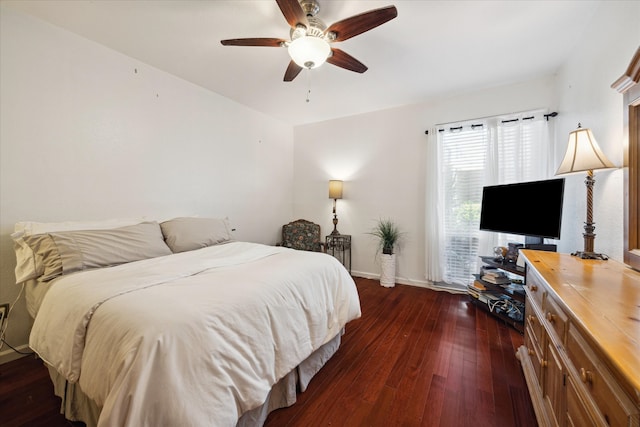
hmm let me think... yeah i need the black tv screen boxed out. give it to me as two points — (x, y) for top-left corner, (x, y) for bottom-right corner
(479, 178), (565, 240)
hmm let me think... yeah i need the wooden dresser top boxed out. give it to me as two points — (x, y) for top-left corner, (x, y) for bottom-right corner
(520, 250), (640, 395)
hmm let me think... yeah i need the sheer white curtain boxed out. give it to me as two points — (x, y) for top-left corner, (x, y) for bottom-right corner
(424, 128), (443, 282)
(425, 110), (553, 288)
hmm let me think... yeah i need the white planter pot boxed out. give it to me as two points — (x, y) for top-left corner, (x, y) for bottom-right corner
(379, 253), (396, 288)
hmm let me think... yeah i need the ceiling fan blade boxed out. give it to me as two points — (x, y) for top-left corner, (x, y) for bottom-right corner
(284, 61), (303, 81)
(221, 38), (286, 47)
(325, 6), (398, 42)
(327, 48), (368, 73)
(276, 0), (309, 29)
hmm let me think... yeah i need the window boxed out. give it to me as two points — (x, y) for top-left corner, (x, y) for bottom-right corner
(439, 125), (488, 286)
(429, 111), (551, 287)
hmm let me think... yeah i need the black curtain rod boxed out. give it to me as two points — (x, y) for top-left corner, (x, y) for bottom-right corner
(424, 111), (558, 134)
(501, 116), (535, 124)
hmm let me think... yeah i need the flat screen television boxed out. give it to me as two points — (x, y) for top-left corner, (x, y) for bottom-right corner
(479, 178), (565, 246)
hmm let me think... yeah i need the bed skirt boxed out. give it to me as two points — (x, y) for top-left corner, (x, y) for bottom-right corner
(46, 332), (342, 427)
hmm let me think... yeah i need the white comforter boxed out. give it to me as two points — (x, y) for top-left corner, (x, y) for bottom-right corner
(30, 242), (361, 427)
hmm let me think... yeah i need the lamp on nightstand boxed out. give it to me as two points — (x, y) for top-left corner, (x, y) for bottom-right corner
(328, 180), (343, 235)
(556, 124), (616, 260)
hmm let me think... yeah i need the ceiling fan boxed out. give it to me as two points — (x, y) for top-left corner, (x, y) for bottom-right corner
(221, 0), (398, 82)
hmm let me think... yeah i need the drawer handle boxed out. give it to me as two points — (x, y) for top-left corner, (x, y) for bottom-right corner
(530, 285), (538, 292)
(580, 368), (593, 384)
(528, 348), (534, 356)
(542, 359), (548, 368)
(528, 315), (536, 323)
(545, 312), (556, 323)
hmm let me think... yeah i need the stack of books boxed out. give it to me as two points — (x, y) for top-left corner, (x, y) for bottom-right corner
(467, 281), (500, 304)
(468, 280), (486, 293)
(481, 270), (511, 284)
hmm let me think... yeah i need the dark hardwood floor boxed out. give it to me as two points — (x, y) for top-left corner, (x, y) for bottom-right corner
(0, 277), (536, 427)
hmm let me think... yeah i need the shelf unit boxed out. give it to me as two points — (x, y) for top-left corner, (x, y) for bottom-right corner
(467, 256), (526, 333)
(325, 234), (351, 273)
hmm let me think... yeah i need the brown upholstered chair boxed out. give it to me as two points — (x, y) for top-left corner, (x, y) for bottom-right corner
(280, 219), (326, 252)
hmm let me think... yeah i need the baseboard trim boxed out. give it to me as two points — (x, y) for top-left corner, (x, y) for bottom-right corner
(350, 271), (466, 295)
(0, 344), (32, 365)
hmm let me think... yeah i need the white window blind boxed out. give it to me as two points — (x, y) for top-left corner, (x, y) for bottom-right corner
(438, 124), (488, 286)
(434, 111), (551, 287)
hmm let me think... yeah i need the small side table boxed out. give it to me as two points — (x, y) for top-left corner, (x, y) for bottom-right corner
(326, 234), (351, 273)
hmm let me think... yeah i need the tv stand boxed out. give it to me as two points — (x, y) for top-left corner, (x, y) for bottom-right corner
(524, 236), (557, 252)
(524, 235), (543, 246)
(480, 256), (525, 275)
(467, 256), (526, 333)
(526, 243), (557, 251)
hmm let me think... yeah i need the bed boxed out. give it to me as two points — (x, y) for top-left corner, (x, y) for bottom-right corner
(12, 217), (361, 427)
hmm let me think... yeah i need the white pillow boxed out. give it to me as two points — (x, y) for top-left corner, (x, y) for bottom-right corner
(12, 217), (145, 284)
(160, 217), (233, 253)
(23, 222), (172, 281)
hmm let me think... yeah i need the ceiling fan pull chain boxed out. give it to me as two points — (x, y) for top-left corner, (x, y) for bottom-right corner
(306, 68), (312, 103)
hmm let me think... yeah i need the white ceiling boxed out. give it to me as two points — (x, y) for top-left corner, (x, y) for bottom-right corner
(2, 0), (603, 126)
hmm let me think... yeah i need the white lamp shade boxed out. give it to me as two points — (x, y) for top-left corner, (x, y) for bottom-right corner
(556, 126), (616, 175)
(329, 180), (343, 199)
(288, 36), (330, 69)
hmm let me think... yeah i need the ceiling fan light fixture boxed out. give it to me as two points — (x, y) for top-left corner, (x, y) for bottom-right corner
(288, 36), (330, 69)
(221, 0), (398, 82)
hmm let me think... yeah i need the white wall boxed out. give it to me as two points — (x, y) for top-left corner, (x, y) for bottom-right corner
(0, 7), (294, 362)
(293, 76), (557, 285)
(553, 2), (640, 260)
(292, 1), (639, 286)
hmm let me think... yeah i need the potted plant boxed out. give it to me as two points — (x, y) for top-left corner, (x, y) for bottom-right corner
(368, 218), (403, 287)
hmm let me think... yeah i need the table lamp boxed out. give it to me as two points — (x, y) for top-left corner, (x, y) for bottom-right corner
(556, 124), (616, 259)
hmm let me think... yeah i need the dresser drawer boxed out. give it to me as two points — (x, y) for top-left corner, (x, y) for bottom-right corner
(525, 324), (544, 384)
(542, 295), (567, 344)
(525, 298), (544, 349)
(526, 267), (545, 308)
(566, 325), (639, 427)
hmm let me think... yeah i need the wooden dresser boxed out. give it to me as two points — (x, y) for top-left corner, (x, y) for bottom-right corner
(517, 250), (640, 427)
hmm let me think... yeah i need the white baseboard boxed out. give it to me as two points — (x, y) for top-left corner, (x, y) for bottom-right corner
(350, 271), (466, 295)
(0, 344), (32, 365)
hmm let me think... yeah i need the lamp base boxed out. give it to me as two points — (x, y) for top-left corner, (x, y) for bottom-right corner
(331, 213), (339, 235)
(571, 251), (609, 260)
